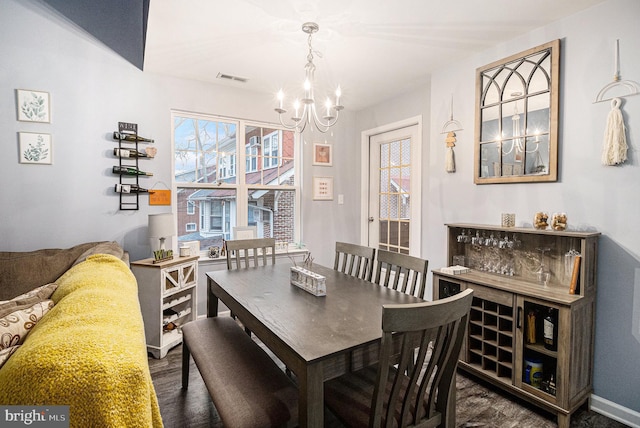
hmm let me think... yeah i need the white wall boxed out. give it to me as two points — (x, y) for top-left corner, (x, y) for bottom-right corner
(356, 0), (640, 418)
(0, 0), (353, 265)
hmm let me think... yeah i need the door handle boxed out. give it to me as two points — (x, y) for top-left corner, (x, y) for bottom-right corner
(368, 216), (375, 223)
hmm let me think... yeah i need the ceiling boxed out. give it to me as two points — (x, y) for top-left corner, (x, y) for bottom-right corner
(142, 0), (605, 112)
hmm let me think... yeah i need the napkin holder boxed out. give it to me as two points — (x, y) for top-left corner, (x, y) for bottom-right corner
(290, 266), (326, 296)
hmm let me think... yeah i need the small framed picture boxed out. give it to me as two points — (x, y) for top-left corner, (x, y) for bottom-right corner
(313, 176), (334, 200)
(232, 226), (257, 240)
(16, 89), (51, 123)
(19, 132), (52, 164)
(313, 143), (332, 166)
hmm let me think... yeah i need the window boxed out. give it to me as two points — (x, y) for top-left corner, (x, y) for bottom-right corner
(262, 131), (279, 169)
(173, 111), (299, 252)
(246, 144), (258, 173)
(218, 153), (236, 179)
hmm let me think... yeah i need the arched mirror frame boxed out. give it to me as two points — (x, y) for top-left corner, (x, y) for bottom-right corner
(474, 39), (560, 184)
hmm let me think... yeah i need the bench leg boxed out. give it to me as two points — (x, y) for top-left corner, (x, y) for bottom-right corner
(182, 340), (190, 389)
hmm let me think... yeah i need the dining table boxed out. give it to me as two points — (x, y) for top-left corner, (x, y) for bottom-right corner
(206, 262), (424, 428)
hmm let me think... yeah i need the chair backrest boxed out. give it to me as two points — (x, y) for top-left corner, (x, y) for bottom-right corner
(372, 288), (474, 428)
(225, 238), (276, 270)
(372, 249), (429, 299)
(333, 242), (376, 281)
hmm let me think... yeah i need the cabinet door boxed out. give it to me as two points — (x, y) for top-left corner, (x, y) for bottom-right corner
(516, 296), (562, 406)
(180, 261), (197, 288)
(162, 266), (181, 294)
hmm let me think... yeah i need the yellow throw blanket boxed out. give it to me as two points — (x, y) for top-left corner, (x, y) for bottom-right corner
(0, 254), (163, 428)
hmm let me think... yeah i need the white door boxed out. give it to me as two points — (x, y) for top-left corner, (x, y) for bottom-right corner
(364, 121), (421, 255)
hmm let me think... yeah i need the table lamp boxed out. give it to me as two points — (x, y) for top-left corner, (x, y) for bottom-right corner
(148, 213), (175, 261)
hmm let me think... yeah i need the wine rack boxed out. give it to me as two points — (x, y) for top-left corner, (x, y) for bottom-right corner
(433, 223), (600, 428)
(113, 121), (155, 210)
(468, 293), (514, 380)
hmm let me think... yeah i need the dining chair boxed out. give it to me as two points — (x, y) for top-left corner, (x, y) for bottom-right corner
(324, 288), (474, 428)
(225, 237), (276, 269)
(372, 249), (429, 299)
(334, 241), (376, 281)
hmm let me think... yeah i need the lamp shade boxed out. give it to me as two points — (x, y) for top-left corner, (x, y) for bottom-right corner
(148, 213), (175, 239)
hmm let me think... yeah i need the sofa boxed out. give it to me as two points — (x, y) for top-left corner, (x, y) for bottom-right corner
(0, 242), (163, 428)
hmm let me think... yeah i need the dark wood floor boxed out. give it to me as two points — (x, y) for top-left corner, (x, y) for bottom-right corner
(148, 344), (628, 428)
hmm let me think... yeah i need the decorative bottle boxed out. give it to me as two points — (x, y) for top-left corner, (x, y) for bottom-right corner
(543, 307), (558, 351)
(113, 131), (154, 143)
(114, 148), (151, 158)
(112, 165), (153, 176)
(115, 183), (150, 193)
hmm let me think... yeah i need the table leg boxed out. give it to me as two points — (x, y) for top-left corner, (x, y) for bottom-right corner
(298, 363), (324, 428)
(207, 277), (219, 318)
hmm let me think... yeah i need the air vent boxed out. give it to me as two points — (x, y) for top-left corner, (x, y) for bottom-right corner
(216, 72), (248, 83)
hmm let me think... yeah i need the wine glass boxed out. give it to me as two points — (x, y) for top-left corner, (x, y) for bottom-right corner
(536, 247), (551, 285)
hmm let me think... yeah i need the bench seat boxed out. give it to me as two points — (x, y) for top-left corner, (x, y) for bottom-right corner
(182, 317), (298, 428)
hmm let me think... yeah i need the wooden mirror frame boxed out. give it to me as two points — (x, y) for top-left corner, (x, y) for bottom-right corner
(474, 40), (560, 184)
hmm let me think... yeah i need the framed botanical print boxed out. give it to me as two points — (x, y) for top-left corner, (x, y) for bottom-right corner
(19, 132), (52, 164)
(16, 89), (51, 123)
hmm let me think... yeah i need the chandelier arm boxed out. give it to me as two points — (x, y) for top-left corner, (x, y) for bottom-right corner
(310, 104), (342, 133)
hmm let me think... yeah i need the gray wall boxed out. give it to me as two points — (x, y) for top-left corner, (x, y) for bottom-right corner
(355, 0), (640, 417)
(1, 0), (639, 421)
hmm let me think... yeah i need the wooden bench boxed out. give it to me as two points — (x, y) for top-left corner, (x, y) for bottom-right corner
(182, 317), (298, 428)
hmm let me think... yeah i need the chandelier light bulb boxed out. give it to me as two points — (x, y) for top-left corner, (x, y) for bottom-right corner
(274, 22), (344, 134)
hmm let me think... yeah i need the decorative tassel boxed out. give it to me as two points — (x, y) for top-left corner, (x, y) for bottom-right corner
(602, 97), (628, 166)
(445, 131), (456, 173)
(446, 147), (456, 173)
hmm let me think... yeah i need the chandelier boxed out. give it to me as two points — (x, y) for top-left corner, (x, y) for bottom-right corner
(275, 22), (343, 134)
(502, 92), (539, 156)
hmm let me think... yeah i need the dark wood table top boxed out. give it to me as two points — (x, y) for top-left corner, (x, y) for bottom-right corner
(206, 263), (424, 364)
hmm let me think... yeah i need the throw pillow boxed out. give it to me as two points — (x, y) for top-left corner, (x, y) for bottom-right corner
(0, 299), (54, 350)
(0, 345), (19, 369)
(0, 283), (58, 318)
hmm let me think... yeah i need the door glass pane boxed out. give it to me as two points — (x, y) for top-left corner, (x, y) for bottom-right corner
(378, 137), (411, 254)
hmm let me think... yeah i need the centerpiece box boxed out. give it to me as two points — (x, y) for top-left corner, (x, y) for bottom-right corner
(290, 266), (326, 296)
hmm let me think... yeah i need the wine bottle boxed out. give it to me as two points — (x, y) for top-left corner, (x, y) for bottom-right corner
(115, 183), (150, 193)
(112, 165), (153, 176)
(543, 307), (558, 351)
(113, 131), (154, 143)
(114, 148), (151, 158)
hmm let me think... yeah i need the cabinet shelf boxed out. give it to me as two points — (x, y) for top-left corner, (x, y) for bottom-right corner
(433, 223), (599, 428)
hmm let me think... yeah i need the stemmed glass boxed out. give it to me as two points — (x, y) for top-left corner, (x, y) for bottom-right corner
(536, 247), (551, 285)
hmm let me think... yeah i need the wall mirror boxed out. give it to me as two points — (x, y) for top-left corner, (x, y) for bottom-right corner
(474, 39), (560, 184)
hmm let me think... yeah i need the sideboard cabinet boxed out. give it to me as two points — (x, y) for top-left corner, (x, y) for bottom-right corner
(432, 223), (599, 428)
(132, 256), (198, 358)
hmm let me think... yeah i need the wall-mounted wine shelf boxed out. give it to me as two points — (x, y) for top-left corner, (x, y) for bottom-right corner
(112, 121), (154, 210)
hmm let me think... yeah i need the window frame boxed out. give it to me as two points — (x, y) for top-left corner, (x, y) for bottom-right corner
(172, 110), (301, 255)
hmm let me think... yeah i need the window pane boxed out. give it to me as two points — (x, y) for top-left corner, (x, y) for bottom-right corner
(174, 117), (237, 184)
(245, 126), (295, 186)
(177, 187), (237, 249)
(247, 189), (295, 243)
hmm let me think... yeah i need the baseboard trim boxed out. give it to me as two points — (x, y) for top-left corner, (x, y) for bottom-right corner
(591, 394), (640, 428)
